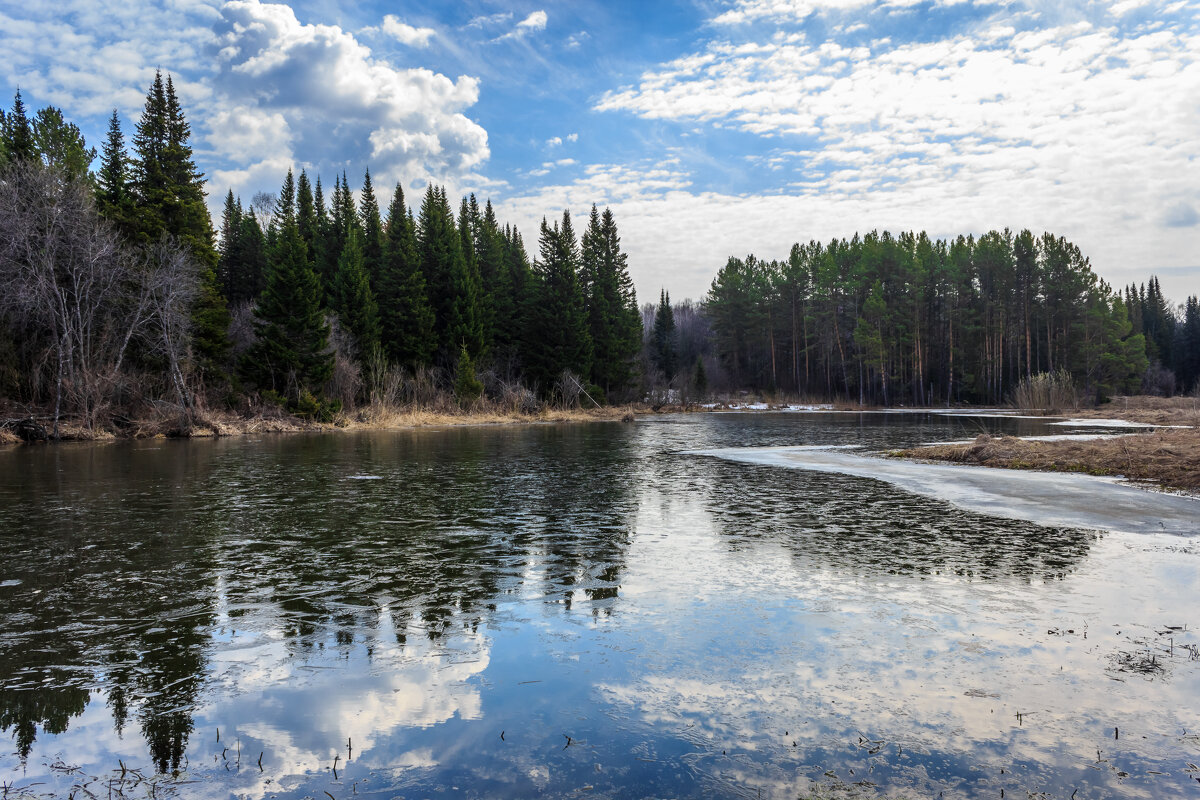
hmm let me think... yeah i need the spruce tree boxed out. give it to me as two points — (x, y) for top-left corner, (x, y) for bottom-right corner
(454, 344), (484, 404)
(129, 72), (230, 379)
(652, 290), (678, 381)
(296, 170), (321, 273)
(331, 227), (381, 357)
(452, 196), (485, 359)
(477, 199), (514, 358)
(525, 211), (591, 393)
(582, 206), (640, 397)
(243, 219), (331, 396)
(359, 169), (385, 290)
(95, 109), (135, 235)
(0, 90), (35, 165)
(379, 184), (435, 367)
(217, 190), (242, 302)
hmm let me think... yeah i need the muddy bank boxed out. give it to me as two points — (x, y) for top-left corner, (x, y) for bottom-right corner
(896, 428), (1200, 492)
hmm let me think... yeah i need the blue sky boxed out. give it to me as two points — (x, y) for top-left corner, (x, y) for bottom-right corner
(2, 0), (1199, 303)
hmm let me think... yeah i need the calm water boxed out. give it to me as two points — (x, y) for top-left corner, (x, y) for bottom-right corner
(1, 412), (1198, 799)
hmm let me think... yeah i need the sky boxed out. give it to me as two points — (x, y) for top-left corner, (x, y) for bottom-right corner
(2, 0), (1198, 304)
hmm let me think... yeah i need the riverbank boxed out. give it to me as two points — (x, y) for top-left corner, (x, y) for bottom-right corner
(0, 403), (638, 444)
(894, 396), (1200, 492)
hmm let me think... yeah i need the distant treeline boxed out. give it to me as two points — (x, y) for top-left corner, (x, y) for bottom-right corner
(0, 73), (642, 431)
(691, 232), (1199, 404)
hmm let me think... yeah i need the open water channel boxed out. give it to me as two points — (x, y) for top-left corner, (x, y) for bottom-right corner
(1, 412), (1198, 799)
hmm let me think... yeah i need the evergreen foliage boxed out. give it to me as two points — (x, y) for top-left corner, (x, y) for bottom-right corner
(242, 218), (331, 395)
(331, 227), (381, 358)
(652, 289), (678, 381)
(582, 206), (641, 397)
(525, 211), (591, 393)
(379, 184), (435, 368)
(705, 229), (1168, 404)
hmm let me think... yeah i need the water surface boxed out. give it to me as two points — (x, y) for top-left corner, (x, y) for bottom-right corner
(1, 412), (1198, 799)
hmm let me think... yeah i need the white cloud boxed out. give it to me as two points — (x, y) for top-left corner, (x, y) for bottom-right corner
(495, 9), (548, 41)
(567, 133), (578, 142)
(546, 136), (563, 147)
(212, 0), (488, 194)
(377, 15), (436, 48)
(518, 10), (548, 31)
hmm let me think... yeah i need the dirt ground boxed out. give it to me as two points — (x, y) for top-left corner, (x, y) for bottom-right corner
(896, 396), (1200, 492)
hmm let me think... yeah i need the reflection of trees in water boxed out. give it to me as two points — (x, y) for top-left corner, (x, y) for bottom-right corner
(218, 427), (639, 652)
(701, 461), (1096, 581)
(0, 425), (639, 770)
(0, 444), (218, 773)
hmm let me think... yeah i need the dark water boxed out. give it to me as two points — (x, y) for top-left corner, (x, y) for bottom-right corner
(1, 412), (1198, 799)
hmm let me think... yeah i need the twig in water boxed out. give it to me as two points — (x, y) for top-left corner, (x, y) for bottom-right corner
(563, 734), (572, 748)
(258, 752), (263, 771)
(324, 792), (336, 800)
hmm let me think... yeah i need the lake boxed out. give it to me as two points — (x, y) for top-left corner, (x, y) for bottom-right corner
(1, 412), (1198, 799)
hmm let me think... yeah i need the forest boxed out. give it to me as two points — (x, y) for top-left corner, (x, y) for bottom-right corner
(1, 72), (1197, 438)
(0, 73), (641, 434)
(686, 235), (1200, 406)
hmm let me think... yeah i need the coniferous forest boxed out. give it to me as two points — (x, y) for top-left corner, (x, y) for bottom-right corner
(0, 74), (1197, 437)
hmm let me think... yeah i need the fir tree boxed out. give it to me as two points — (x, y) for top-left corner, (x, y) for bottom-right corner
(379, 184), (435, 367)
(331, 227), (381, 357)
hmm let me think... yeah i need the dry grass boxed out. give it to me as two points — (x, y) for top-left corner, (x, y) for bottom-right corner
(1072, 395), (1200, 427)
(344, 402), (634, 431)
(897, 428), (1200, 492)
(0, 428), (19, 445)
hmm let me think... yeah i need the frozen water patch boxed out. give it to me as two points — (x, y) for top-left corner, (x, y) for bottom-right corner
(346, 475), (384, 480)
(690, 446), (1200, 535)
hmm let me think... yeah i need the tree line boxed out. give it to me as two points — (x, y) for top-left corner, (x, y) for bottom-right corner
(0, 74), (643, 432)
(696, 230), (1198, 404)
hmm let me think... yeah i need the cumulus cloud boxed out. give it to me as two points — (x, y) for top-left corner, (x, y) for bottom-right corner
(212, 0), (488, 190)
(376, 15), (436, 48)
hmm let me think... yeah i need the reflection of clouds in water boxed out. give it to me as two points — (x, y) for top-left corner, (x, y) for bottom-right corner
(604, 511), (1200, 798)
(184, 620), (490, 800)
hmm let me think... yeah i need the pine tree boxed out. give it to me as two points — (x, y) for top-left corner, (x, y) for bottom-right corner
(379, 184), (435, 367)
(652, 289), (677, 381)
(31, 106), (95, 177)
(525, 211), (591, 393)
(331, 227), (381, 357)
